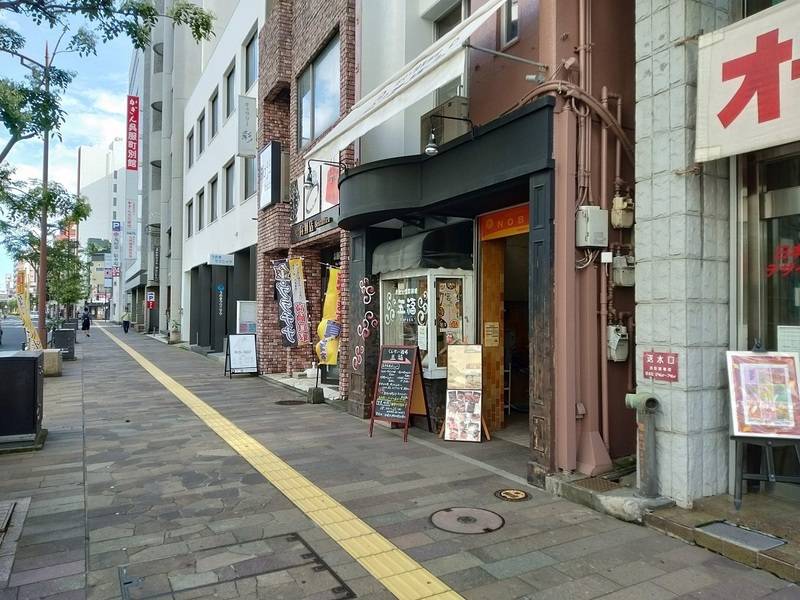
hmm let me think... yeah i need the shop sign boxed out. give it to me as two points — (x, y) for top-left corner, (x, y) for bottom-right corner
(216, 283), (225, 317)
(766, 243), (800, 278)
(369, 346), (430, 442)
(321, 163), (340, 208)
(291, 208), (337, 243)
(237, 300), (257, 334)
(315, 267), (341, 365)
(126, 95), (139, 171)
(258, 142), (282, 210)
(696, 1), (800, 162)
(479, 204), (529, 241)
(272, 259), (297, 347)
(226, 334), (257, 375)
(237, 95), (257, 158)
(288, 258), (311, 345)
(209, 253), (234, 267)
(643, 351), (679, 382)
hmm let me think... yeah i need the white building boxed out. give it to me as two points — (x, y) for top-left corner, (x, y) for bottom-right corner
(180, 0), (262, 351)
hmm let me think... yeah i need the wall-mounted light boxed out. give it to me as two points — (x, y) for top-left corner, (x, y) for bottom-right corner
(423, 115), (475, 157)
(304, 159), (348, 189)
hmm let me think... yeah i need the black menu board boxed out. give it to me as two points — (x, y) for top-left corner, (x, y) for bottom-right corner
(369, 345), (430, 442)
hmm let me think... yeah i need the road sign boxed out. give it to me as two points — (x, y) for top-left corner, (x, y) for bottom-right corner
(146, 291), (155, 302)
(147, 300), (155, 309)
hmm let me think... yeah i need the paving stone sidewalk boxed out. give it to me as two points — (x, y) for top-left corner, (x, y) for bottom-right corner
(0, 329), (798, 600)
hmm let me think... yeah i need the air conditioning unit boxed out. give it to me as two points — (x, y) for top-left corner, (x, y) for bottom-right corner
(420, 96), (470, 153)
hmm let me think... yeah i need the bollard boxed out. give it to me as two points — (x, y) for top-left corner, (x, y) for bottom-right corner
(625, 393), (660, 499)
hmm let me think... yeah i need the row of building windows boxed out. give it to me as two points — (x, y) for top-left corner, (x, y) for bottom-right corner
(186, 28), (258, 171)
(185, 155), (256, 238)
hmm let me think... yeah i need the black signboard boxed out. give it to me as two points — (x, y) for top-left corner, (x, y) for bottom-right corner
(272, 259), (297, 347)
(369, 345), (430, 442)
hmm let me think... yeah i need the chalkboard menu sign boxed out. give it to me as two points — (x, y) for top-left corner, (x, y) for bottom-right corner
(369, 345), (430, 442)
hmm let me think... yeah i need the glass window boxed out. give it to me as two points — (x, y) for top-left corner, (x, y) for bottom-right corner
(382, 277), (429, 364)
(435, 5), (462, 103)
(225, 161), (235, 212)
(197, 112), (205, 155)
(113, 184), (117, 192)
(210, 91), (219, 137)
(153, 43), (164, 73)
(502, 0), (519, 46)
(186, 129), (194, 168)
(197, 190), (204, 230)
(297, 36), (341, 148)
(225, 65), (236, 117)
(113, 211), (117, 220)
(744, 0), (785, 16)
(152, 103), (162, 132)
(244, 156), (256, 198)
(210, 177), (218, 222)
(435, 278), (464, 367)
(152, 162), (161, 191)
(245, 32), (258, 91)
(186, 201), (193, 237)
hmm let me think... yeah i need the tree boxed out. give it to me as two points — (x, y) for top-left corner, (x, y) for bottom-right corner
(47, 238), (90, 309)
(0, 1), (214, 163)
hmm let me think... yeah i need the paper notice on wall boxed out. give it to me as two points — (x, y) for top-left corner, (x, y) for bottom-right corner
(417, 325), (428, 351)
(777, 326), (800, 354)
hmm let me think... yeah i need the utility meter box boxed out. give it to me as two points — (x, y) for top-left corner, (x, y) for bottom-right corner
(611, 255), (635, 287)
(611, 193), (635, 229)
(576, 205), (609, 248)
(607, 324), (629, 362)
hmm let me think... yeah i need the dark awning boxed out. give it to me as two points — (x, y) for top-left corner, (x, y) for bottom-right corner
(372, 221), (473, 273)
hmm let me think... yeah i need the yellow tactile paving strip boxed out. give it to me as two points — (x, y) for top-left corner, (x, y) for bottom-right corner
(100, 328), (463, 600)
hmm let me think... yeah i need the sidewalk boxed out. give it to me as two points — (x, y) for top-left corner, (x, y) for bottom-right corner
(0, 330), (796, 599)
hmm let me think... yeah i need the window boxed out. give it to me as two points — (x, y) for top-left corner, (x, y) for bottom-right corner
(113, 198), (117, 207)
(224, 161), (235, 212)
(152, 102), (163, 132)
(244, 156), (256, 198)
(501, 0), (519, 46)
(197, 189), (205, 230)
(197, 112), (205, 155)
(113, 170), (118, 180)
(210, 90), (219, 137)
(225, 64), (236, 117)
(435, 5), (462, 103)
(245, 32), (258, 91)
(382, 277), (429, 365)
(298, 35), (341, 148)
(153, 42), (164, 73)
(186, 129), (194, 168)
(113, 211), (117, 220)
(113, 183), (117, 192)
(434, 278), (464, 367)
(744, 0), (785, 16)
(186, 200), (193, 237)
(210, 177), (218, 222)
(152, 161), (161, 191)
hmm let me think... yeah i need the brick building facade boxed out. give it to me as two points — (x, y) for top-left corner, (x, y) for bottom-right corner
(256, 0), (356, 396)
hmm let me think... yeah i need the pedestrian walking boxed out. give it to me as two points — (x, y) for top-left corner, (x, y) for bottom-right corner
(121, 307), (131, 334)
(81, 307), (91, 337)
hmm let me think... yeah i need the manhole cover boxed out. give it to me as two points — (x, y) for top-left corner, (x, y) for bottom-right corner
(430, 507), (504, 534)
(275, 400), (307, 406)
(697, 521), (785, 552)
(572, 477), (621, 492)
(494, 489), (530, 502)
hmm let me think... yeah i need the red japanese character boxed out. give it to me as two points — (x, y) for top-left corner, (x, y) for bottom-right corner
(776, 244), (794, 261)
(781, 262), (794, 277)
(767, 263), (779, 278)
(718, 29), (793, 128)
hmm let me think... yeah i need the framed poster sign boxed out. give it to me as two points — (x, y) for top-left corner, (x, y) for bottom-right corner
(726, 351), (800, 438)
(447, 344), (482, 390)
(444, 389), (483, 442)
(225, 334), (258, 377)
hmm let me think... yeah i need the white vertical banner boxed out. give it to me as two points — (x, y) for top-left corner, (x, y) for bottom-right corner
(237, 95), (257, 157)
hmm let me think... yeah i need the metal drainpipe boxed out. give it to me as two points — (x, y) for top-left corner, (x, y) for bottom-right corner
(625, 393), (660, 498)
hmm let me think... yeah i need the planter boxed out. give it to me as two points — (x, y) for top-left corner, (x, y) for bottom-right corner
(169, 330), (181, 344)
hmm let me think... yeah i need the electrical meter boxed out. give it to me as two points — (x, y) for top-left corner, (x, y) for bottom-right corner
(611, 255), (635, 287)
(611, 193), (634, 229)
(607, 324), (629, 362)
(575, 205), (609, 248)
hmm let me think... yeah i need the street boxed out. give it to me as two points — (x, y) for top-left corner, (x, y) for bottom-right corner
(0, 316), (27, 351)
(0, 329), (796, 600)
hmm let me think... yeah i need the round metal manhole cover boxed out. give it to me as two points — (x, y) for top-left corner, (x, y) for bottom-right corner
(430, 507), (504, 534)
(494, 488), (531, 502)
(275, 400), (306, 406)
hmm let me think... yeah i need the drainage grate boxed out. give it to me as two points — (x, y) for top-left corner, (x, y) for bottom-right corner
(0, 501), (14, 533)
(494, 489), (531, 502)
(118, 532), (353, 600)
(430, 507), (504, 534)
(573, 477), (622, 493)
(275, 400), (307, 406)
(697, 521), (785, 552)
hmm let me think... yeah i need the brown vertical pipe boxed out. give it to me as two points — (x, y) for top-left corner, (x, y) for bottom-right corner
(599, 86), (610, 449)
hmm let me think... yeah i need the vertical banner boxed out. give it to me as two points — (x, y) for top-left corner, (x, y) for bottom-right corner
(272, 259), (297, 347)
(237, 95), (257, 158)
(126, 95), (139, 171)
(288, 258), (311, 345)
(315, 267), (341, 365)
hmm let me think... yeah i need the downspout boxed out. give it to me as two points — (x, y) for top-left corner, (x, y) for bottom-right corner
(600, 86), (610, 449)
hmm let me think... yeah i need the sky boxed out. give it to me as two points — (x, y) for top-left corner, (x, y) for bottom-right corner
(0, 10), (132, 289)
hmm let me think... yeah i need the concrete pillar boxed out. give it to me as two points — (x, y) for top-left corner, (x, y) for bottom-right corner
(634, 0), (733, 507)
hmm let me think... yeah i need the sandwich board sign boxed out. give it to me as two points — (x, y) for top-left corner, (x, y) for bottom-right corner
(225, 334), (258, 377)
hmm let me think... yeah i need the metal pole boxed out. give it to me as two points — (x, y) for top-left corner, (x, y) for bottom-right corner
(37, 43), (50, 348)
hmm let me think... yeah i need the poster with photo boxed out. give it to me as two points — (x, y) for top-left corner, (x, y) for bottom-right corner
(444, 390), (483, 442)
(447, 345), (482, 390)
(726, 351), (800, 438)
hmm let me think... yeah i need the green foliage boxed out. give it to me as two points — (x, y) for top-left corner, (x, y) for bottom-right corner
(4, 298), (18, 314)
(47, 238), (90, 307)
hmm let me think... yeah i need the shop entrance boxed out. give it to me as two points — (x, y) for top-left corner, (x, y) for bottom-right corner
(478, 204), (530, 442)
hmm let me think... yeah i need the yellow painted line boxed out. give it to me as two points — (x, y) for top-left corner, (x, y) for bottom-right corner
(100, 328), (463, 600)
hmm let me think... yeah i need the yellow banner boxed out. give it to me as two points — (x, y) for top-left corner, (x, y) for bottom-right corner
(315, 267), (340, 366)
(16, 291), (41, 350)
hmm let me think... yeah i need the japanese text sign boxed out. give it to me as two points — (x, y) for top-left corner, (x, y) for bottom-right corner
(765, 243), (800, 278)
(126, 95), (139, 171)
(696, 2), (800, 162)
(643, 351), (679, 382)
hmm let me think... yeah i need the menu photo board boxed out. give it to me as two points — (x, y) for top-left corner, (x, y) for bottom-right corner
(726, 351), (800, 439)
(225, 334), (258, 377)
(369, 345), (431, 442)
(444, 344), (484, 443)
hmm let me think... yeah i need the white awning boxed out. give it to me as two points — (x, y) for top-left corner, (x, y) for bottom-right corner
(309, 0), (506, 162)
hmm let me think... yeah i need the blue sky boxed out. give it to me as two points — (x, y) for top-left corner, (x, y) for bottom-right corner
(0, 10), (131, 288)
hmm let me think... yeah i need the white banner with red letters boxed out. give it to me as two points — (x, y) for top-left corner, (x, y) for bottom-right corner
(126, 95), (139, 171)
(696, 1), (800, 162)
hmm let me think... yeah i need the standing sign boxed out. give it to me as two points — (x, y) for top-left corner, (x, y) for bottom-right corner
(726, 351), (800, 438)
(695, 1), (800, 162)
(315, 267), (341, 365)
(369, 346), (431, 442)
(444, 344), (484, 442)
(272, 259), (297, 347)
(237, 300), (257, 334)
(225, 334), (258, 377)
(237, 95), (257, 158)
(126, 95), (139, 170)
